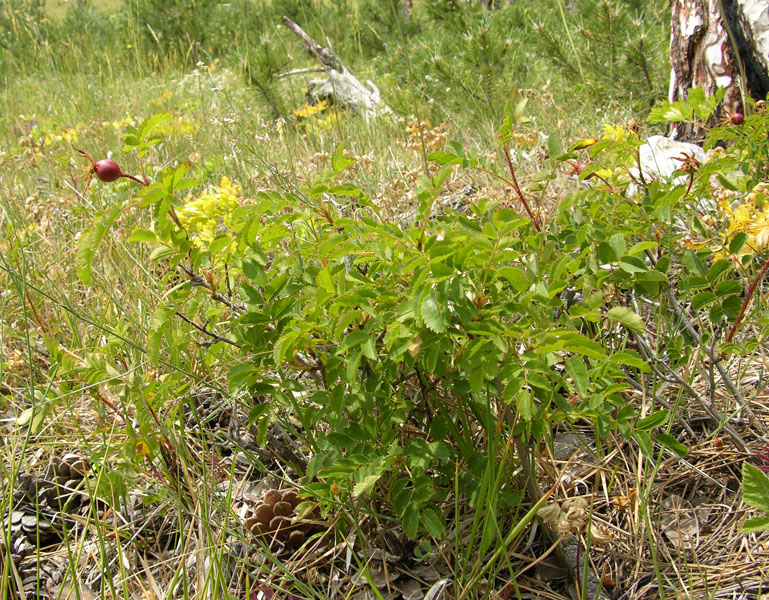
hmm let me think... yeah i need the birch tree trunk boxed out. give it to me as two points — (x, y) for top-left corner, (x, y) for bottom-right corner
(669, 0), (769, 141)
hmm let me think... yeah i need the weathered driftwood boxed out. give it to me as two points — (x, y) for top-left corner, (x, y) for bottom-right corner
(281, 16), (391, 120)
(669, 0), (769, 141)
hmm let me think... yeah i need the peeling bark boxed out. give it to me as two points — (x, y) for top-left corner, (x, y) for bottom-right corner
(669, 0), (769, 141)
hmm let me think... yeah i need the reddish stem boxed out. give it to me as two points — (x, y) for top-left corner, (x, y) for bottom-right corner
(725, 252), (769, 343)
(120, 172), (149, 186)
(502, 145), (540, 232)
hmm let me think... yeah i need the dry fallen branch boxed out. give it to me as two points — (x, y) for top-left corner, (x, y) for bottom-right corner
(282, 16), (391, 120)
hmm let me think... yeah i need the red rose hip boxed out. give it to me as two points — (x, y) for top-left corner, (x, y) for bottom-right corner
(94, 159), (123, 182)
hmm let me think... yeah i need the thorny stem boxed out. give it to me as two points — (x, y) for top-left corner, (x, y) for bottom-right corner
(725, 252), (769, 343)
(502, 145), (540, 232)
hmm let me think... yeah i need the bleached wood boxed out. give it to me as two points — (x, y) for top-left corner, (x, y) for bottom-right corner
(282, 16), (391, 120)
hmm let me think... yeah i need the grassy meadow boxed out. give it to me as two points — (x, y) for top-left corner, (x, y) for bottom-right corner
(3, 1), (769, 599)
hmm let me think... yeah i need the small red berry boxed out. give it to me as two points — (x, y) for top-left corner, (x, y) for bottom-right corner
(732, 112), (744, 125)
(576, 162), (587, 175)
(94, 159), (123, 182)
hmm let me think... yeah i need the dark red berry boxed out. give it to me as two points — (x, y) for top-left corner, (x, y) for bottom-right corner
(732, 112), (744, 125)
(94, 159), (123, 182)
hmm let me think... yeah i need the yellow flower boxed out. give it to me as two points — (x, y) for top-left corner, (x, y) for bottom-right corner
(293, 100), (328, 119)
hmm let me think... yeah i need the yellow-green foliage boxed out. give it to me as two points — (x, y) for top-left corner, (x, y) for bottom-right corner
(177, 176), (243, 248)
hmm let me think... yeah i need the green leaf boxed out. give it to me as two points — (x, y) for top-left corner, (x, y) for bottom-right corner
(208, 235), (232, 256)
(635, 430), (654, 458)
(691, 291), (717, 311)
(402, 504), (420, 539)
(128, 228), (158, 243)
(517, 390), (534, 421)
(470, 368), (485, 396)
(421, 507), (446, 538)
(316, 267), (335, 294)
(743, 462), (769, 515)
(607, 306), (645, 333)
(331, 143), (356, 173)
(742, 516), (769, 532)
(421, 293), (446, 333)
(149, 246), (177, 262)
(636, 410), (669, 431)
(393, 483), (414, 517)
(76, 205), (122, 284)
(498, 267), (529, 292)
(715, 280), (741, 298)
(628, 241), (658, 255)
(565, 357), (589, 397)
(353, 473), (382, 497)
(611, 351), (650, 373)
(560, 332), (606, 359)
(619, 255), (648, 273)
(428, 150), (464, 166)
(597, 241), (616, 263)
(608, 233), (626, 258)
(656, 433), (688, 457)
(648, 101), (694, 124)
(729, 232), (749, 255)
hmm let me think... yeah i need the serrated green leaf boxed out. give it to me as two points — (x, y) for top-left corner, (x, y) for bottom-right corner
(607, 306), (645, 333)
(402, 504), (419, 539)
(648, 102), (694, 124)
(609, 233), (626, 258)
(561, 333), (606, 359)
(691, 291), (717, 311)
(619, 255), (648, 273)
(316, 267), (334, 294)
(742, 516), (769, 532)
(421, 507), (446, 538)
(427, 150), (463, 165)
(743, 462), (769, 514)
(137, 112), (171, 142)
(149, 246), (177, 262)
(421, 293), (446, 333)
(611, 351), (650, 373)
(498, 266), (529, 292)
(147, 330), (164, 367)
(517, 390), (534, 421)
(208, 235), (232, 256)
(628, 241), (658, 255)
(353, 473), (382, 497)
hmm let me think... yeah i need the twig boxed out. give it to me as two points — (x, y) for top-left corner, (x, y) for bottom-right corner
(664, 287), (762, 431)
(631, 330), (748, 452)
(277, 67), (326, 79)
(175, 312), (239, 347)
(179, 265), (245, 313)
